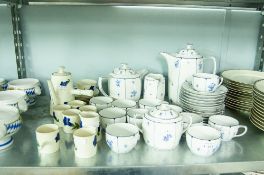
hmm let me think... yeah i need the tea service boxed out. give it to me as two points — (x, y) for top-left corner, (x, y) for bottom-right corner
(192, 73), (223, 93)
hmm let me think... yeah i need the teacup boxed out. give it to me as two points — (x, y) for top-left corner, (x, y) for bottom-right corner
(186, 125), (221, 156)
(36, 124), (60, 154)
(89, 96), (113, 111)
(52, 105), (71, 127)
(180, 112), (203, 129)
(105, 123), (140, 153)
(76, 79), (99, 96)
(139, 99), (167, 110)
(112, 99), (137, 113)
(0, 78), (8, 91)
(192, 73), (223, 92)
(79, 105), (97, 112)
(62, 109), (81, 133)
(67, 100), (86, 109)
(73, 128), (97, 158)
(8, 78), (41, 106)
(0, 90), (28, 113)
(99, 107), (126, 129)
(208, 115), (247, 141)
(80, 111), (102, 141)
(127, 108), (148, 129)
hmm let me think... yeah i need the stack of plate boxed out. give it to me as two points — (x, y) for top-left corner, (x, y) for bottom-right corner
(250, 79), (264, 131)
(179, 81), (228, 122)
(222, 70), (264, 112)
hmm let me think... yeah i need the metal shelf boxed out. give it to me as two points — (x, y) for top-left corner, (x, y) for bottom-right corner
(0, 96), (264, 174)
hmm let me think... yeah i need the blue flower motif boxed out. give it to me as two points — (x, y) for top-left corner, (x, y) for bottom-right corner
(80, 121), (83, 128)
(208, 83), (216, 92)
(163, 134), (172, 142)
(130, 90), (137, 97)
(55, 133), (60, 142)
(175, 60), (180, 68)
(93, 136), (97, 146)
(115, 79), (121, 87)
(106, 139), (113, 148)
(1, 84), (8, 90)
(60, 79), (70, 87)
(89, 86), (95, 91)
(63, 117), (73, 127)
(198, 63), (203, 70)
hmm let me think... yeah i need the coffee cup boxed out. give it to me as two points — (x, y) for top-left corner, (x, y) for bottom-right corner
(192, 73), (223, 92)
(62, 109), (80, 133)
(52, 105), (71, 127)
(80, 111), (101, 141)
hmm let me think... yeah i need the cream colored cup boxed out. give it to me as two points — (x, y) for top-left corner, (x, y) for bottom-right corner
(36, 124), (60, 154)
(53, 105), (71, 127)
(68, 100), (86, 109)
(79, 105), (97, 112)
(73, 128), (97, 158)
(62, 109), (80, 133)
(80, 111), (101, 141)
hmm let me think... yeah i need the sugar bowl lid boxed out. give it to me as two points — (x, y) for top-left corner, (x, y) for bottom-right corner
(52, 66), (71, 76)
(110, 63), (139, 79)
(176, 44), (202, 59)
(148, 104), (179, 120)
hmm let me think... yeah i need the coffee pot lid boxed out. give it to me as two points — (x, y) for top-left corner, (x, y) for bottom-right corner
(176, 44), (202, 59)
(111, 63), (139, 79)
(149, 104), (179, 120)
(52, 66), (71, 76)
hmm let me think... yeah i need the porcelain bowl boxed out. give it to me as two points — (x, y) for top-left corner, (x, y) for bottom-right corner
(186, 125), (221, 156)
(89, 96), (113, 111)
(99, 107), (126, 129)
(0, 105), (22, 151)
(105, 123), (139, 153)
(127, 108), (148, 129)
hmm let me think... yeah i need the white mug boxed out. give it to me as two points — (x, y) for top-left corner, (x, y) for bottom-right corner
(143, 73), (165, 101)
(192, 73), (223, 92)
(80, 111), (101, 141)
(76, 79), (99, 96)
(62, 109), (80, 133)
(36, 124), (60, 154)
(73, 128), (97, 158)
(208, 115), (247, 141)
(52, 105), (71, 127)
(67, 100), (86, 109)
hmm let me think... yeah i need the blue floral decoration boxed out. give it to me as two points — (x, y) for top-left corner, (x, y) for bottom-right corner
(55, 133), (60, 142)
(60, 79), (70, 87)
(89, 86), (95, 91)
(80, 121), (83, 128)
(106, 139), (113, 148)
(93, 136), (97, 146)
(163, 134), (172, 142)
(130, 90), (137, 98)
(208, 83), (216, 92)
(198, 63), (203, 70)
(175, 60), (180, 68)
(115, 79), (121, 87)
(63, 117), (73, 127)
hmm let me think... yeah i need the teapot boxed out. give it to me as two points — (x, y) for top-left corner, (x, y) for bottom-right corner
(98, 64), (148, 101)
(161, 44), (216, 104)
(47, 66), (93, 105)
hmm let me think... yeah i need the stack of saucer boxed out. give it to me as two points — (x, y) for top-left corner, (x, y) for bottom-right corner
(222, 70), (264, 112)
(250, 79), (264, 131)
(180, 81), (228, 122)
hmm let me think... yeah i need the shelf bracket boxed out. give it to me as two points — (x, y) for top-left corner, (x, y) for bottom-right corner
(10, 2), (27, 79)
(254, 8), (264, 72)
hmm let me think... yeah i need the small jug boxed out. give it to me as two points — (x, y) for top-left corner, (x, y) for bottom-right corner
(143, 73), (165, 101)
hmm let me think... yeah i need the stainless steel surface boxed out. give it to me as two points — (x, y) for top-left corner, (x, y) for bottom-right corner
(11, 4), (27, 79)
(254, 10), (264, 71)
(0, 96), (264, 174)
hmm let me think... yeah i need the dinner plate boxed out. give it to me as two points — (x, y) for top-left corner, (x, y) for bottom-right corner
(250, 116), (264, 131)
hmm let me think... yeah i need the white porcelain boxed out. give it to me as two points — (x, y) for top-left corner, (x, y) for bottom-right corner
(80, 111), (101, 141)
(89, 96), (113, 111)
(68, 100), (86, 109)
(73, 128), (97, 158)
(99, 107), (126, 129)
(0, 105), (22, 151)
(186, 125), (221, 156)
(112, 99), (137, 112)
(105, 123), (139, 153)
(168, 104), (183, 113)
(180, 112), (203, 129)
(36, 124), (60, 154)
(76, 79), (99, 96)
(142, 104), (192, 150)
(143, 73), (165, 101)
(0, 90), (28, 113)
(139, 98), (165, 110)
(79, 105), (97, 112)
(0, 78), (8, 91)
(98, 63), (148, 101)
(8, 78), (41, 106)
(127, 108), (148, 129)
(192, 73), (223, 92)
(62, 109), (80, 133)
(209, 115), (248, 141)
(161, 44), (217, 104)
(52, 105), (71, 127)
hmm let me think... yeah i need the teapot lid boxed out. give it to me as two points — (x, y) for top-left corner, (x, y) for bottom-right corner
(111, 63), (139, 79)
(148, 104), (179, 120)
(176, 44), (202, 59)
(52, 66), (71, 76)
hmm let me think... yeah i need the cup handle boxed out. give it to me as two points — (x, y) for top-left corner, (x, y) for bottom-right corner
(18, 98), (28, 112)
(234, 125), (247, 138)
(35, 85), (42, 95)
(215, 77), (224, 89)
(98, 77), (109, 97)
(182, 116), (192, 134)
(204, 56), (217, 74)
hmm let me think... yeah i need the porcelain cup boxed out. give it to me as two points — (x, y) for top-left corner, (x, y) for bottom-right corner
(80, 111), (101, 141)
(99, 107), (126, 129)
(192, 73), (223, 92)
(0, 78), (8, 91)
(105, 123), (140, 153)
(77, 79), (99, 95)
(112, 99), (137, 113)
(36, 124), (60, 154)
(62, 109), (81, 133)
(67, 100), (86, 109)
(127, 108), (148, 129)
(180, 112), (203, 129)
(186, 125), (221, 156)
(52, 105), (71, 127)
(73, 128), (97, 158)
(139, 99), (167, 110)
(79, 105), (97, 112)
(208, 115), (247, 141)
(143, 73), (165, 101)
(89, 96), (113, 111)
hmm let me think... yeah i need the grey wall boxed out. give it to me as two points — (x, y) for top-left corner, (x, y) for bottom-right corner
(0, 6), (262, 93)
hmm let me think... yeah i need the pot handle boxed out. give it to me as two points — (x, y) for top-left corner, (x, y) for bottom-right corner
(204, 56), (217, 74)
(215, 77), (224, 89)
(182, 116), (192, 134)
(234, 125), (248, 138)
(98, 77), (109, 97)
